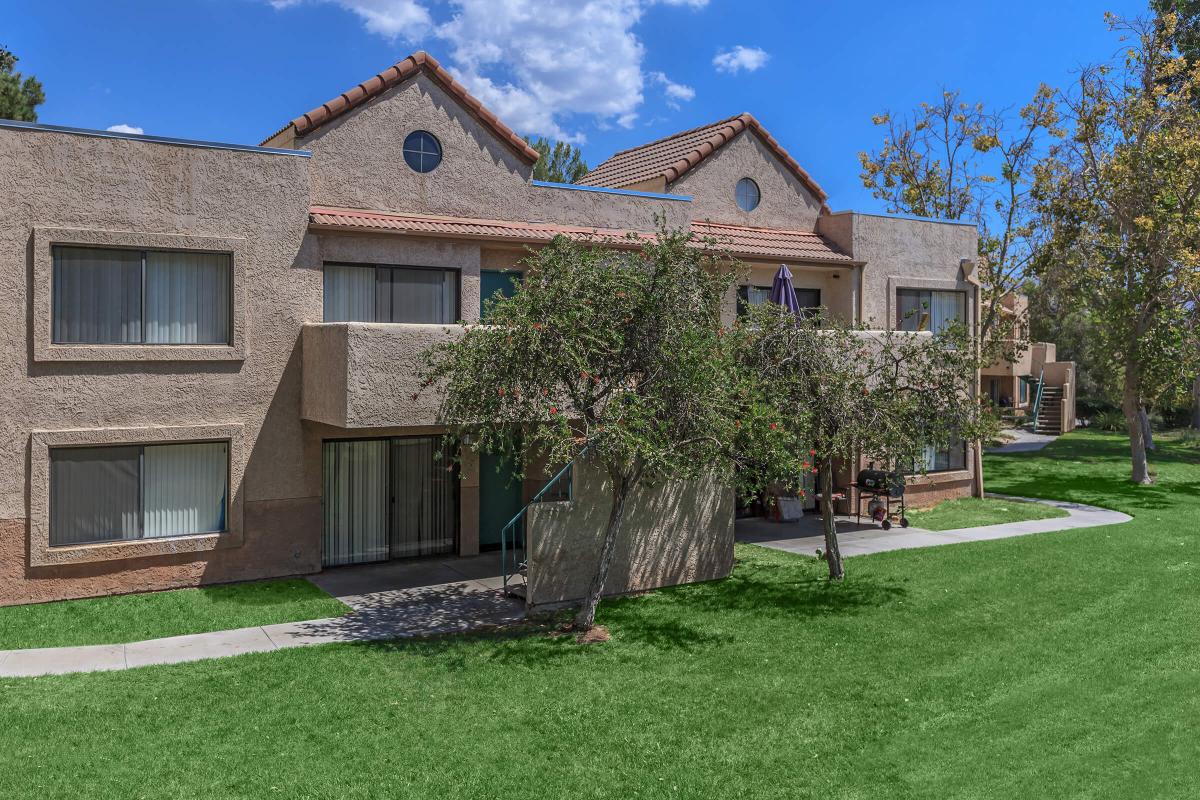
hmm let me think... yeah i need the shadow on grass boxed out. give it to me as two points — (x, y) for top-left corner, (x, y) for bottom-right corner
(988, 431), (1200, 513)
(659, 567), (908, 619)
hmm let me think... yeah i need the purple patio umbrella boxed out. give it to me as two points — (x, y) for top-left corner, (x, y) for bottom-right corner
(768, 264), (801, 315)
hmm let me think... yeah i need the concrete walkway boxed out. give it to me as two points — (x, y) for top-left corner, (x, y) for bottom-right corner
(986, 427), (1059, 454)
(736, 494), (1131, 558)
(2, 497), (1132, 679)
(0, 553), (524, 679)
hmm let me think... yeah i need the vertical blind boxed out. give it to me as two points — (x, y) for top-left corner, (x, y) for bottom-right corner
(49, 441), (229, 546)
(323, 263), (457, 324)
(323, 265), (376, 323)
(322, 437), (458, 567)
(914, 439), (967, 473)
(322, 439), (390, 567)
(52, 247), (143, 343)
(50, 446), (142, 544)
(737, 285), (821, 316)
(142, 442), (228, 538)
(52, 246), (231, 344)
(144, 251), (231, 344)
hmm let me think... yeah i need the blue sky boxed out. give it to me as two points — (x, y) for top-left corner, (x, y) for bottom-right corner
(3, 0), (1148, 212)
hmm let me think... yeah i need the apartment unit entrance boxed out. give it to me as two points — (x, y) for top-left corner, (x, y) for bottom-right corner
(478, 449), (523, 550)
(321, 436), (458, 567)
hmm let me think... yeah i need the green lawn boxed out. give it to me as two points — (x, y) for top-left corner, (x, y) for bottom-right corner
(0, 579), (348, 650)
(906, 495), (1069, 531)
(2, 430), (1198, 798)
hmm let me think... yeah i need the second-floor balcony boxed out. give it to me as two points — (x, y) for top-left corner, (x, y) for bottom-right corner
(301, 322), (463, 428)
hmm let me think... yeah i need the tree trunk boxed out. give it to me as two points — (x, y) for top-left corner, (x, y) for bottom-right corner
(1122, 371), (1152, 485)
(573, 474), (629, 630)
(820, 464), (844, 581)
(1191, 376), (1200, 429)
(1139, 405), (1155, 451)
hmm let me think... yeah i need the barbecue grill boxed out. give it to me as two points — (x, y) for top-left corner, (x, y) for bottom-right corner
(852, 466), (909, 530)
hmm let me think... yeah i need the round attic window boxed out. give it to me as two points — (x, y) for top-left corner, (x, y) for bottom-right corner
(736, 177), (761, 212)
(403, 130), (442, 173)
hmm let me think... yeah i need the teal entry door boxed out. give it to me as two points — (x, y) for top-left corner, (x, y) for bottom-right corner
(479, 449), (524, 550)
(480, 270), (523, 319)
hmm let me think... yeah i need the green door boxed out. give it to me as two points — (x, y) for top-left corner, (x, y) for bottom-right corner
(478, 449), (524, 550)
(480, 270), (522, 320)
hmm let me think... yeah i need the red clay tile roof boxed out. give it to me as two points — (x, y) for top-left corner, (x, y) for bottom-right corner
(310, 207), (852, 264)
(578, 113), (828, 205)
(262, 51), (540, 164)
(309, 207), (651, 246)
(692, 221), (852, 264)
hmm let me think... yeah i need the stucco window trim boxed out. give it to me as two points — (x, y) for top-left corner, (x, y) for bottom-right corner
(886, 276), (971, 333)
(29, 424), (246, 567)
(32, 227), (248, 362)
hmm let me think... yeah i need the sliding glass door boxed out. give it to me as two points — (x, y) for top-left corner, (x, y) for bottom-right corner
(322, 436), (458, 567)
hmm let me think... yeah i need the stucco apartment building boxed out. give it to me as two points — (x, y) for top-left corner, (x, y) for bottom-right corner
(980, 292), (1077, 434)
(0, 52), (980, 607)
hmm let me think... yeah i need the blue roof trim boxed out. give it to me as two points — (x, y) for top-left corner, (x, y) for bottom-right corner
(0, 120), (312, 158)
(827, 209), (977, 228)
(531, 179), (690, 202)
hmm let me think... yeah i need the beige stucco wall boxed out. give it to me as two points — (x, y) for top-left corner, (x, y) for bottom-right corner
(302, 322), (465, 428)
(524, 457), (735, 607)
(299, 72), (691, 234)
(670, 129), (823, 229)
(817, 212), (978, 329)
(0, 126), (320, 604)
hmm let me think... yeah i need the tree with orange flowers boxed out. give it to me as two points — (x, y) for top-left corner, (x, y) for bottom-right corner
(421, 228), (740, 632)
(729, 306), (994, 580)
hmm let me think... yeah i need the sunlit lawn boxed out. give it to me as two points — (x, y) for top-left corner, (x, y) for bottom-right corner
(1, 430), (1197, 799)
(0, 579), (348, 650)
(906, 495), (1068, 531)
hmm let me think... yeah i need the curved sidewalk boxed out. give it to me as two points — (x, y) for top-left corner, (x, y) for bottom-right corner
(0, 578), (525, 679)
(737, 494), (1132, 558)
(2, 496), (1130, 679)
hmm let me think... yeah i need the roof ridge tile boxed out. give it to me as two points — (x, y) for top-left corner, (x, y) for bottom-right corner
(264, 51), (539, 164)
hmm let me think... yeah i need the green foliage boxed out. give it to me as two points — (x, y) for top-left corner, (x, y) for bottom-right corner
(0, 46), (44, 122)
(1031, 11), (1200, 480)
(728, 305), (996, 494)
(526, 136), (589, 183)
(7, 433), (1200, 798)
(422, 227), (739, 497)
(1092, 409), (1128, 432)
(726, 303), (996, 579)
(858, 88), (1060, 355)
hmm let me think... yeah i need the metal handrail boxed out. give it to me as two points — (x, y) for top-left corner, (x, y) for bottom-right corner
(1031, 367), (1046, 429)
(499, 451), (581, 594)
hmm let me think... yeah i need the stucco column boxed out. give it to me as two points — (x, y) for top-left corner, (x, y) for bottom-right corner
(459, 447), (480, 556)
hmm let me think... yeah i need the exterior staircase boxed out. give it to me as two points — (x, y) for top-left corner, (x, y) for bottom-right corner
(1034, 385), (1064, 435)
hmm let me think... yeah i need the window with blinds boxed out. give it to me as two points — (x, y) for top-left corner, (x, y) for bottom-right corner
(896, 289), (966, 334)
(736, 285), (821, 317)
(52, 246), (231, 344)
(49, 442), (229, 546)
(323, 263), (458, 324)
(322, 436), (458, 567)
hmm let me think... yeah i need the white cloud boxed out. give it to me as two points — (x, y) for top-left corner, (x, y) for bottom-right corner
(106, 123), (144, 135)
(437, 0), (652, 143)
(649, 71), (694, 110)
(269, 0), (433, 41)
(269, 0), (707, 141)
(712, 45), (770, 74)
